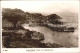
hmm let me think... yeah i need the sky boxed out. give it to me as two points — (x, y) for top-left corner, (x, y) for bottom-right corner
(1, 1), (79, 23)
(1, 1), (79, 14)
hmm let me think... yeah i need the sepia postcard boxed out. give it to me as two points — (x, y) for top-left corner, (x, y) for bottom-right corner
(0, 0), (80, 53)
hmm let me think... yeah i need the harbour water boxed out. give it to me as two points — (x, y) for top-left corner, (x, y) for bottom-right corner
(22, 24), (78, 47)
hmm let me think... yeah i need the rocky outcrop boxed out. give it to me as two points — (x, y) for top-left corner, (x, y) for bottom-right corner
(2, 29), (46, 48)
(31, 31), (44, 41)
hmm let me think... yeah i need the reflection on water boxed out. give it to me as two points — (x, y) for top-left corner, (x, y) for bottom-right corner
(22, 24), (78, 47)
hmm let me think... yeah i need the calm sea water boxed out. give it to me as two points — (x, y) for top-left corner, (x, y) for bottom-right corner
(22, 24), (78, 47)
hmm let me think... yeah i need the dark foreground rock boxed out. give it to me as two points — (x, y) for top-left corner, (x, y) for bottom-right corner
(2, 29), (46, 48)
(2, 36), (10, 48)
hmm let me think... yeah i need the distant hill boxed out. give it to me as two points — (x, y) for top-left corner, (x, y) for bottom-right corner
(25, 12), (62, 25)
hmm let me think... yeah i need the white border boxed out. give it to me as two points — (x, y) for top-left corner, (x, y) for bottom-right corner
(1, 0), (80, 53)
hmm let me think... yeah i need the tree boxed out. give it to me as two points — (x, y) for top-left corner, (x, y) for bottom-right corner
(2, 8), (26, 29)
